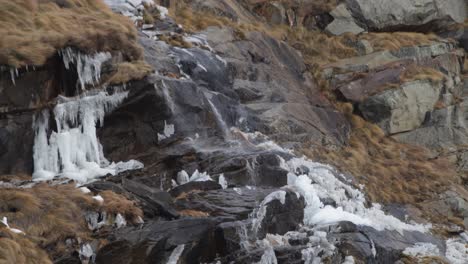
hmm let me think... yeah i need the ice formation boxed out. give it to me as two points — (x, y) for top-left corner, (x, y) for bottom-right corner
(0, 217), (25, 235)
(33, 90), (144, 183)
(446, 238), (468, 264)
(167, 244), (185, 264)
(157, 120), (175, 141)
(250, 191), (287, 237)
(284, 157), (429, 233)
(402, 242), (440, 258)
(176, 170), (213, 185)
(218, 174), (228, 189)
(60, 48), (111, 90)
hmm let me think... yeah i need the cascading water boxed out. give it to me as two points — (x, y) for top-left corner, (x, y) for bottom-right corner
(32, 89), (144, 183)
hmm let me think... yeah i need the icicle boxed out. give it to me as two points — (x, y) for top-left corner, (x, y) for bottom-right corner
(59, 47), (111, 90)
(167, 244), (185, 264)
(32, 90), (144, 183)
(250, 191), (286, 237)
(10, 68), (15, 85)
(218, 174), (228, 189)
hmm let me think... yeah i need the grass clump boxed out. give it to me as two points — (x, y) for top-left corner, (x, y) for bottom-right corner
(0, 183), (143, 260)
(303, 103), (457, 206)
(106, 61), (154, 85)
(0, 0), (142, 67)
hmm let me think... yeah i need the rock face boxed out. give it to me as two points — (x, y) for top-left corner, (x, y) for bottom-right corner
(346, 0), (467, 31)
(2, 1), (468, 264)
(360, 80), (443, 134)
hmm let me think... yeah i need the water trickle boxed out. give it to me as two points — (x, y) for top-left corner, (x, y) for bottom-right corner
(167, 244), (185, 264)
(32, 89), (143, 183)
(206, 95), (231, 139)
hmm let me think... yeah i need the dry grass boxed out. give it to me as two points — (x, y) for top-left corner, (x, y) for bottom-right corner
(400, 255), (449, 264)
(178, 209), (210, 217)
(158, 35), (193, 49)
(0, 183), (143, 259)
(106, 61), (154, 85)
(400, 65), (445, 83)
(303, 103), (457, 206)
(99, 191), (143, 222)
(361, 32), (440, 52)
(0, 228), (52, 264)
(0, 0), (142, 67)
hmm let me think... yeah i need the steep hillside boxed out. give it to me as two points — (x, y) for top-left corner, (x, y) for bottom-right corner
(1, 0), (468, 263)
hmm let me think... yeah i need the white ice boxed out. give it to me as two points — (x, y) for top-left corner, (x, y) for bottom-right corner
(167, 244), (185, 264)
(403, 242), (440, 258)
(219, 174), (228, 189)
(60, 48), (111, 90)
(32, 90), (144, 183)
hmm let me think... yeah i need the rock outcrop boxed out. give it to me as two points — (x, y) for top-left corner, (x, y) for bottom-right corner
(1, 1), (468, 264)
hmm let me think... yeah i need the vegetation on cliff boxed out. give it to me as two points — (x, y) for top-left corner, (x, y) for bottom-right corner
(0, 0), (142, 67)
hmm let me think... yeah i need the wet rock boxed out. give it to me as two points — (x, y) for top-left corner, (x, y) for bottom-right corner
(169, 181), (222, 198)
(122, 178), (179, 219)
(257, 190), (305, 239)
(96, 218), (222, 264)
(346, 0), (467, 32)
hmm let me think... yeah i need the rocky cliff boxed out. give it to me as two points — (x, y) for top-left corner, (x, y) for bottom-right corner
(1, 0), (468, 263)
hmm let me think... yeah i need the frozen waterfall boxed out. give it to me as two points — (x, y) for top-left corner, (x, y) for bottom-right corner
(32, 89), (143, 183)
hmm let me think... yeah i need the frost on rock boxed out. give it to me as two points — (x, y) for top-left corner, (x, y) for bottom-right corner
(176, 170), (213, 185)
(60, 48), (111, 90)
(218, 174), (228, 189)
(403, 242), (440, 258)
(256, 245), (278, 264)
(157, 120), (175, 141)
(32, 90), (144, 183)
(446, 238), (468, 264)
(167, 244), (185, 264)
(115, 213), (127, 228)
(250, 191), (286, 238)
(79, 243), (94, 262)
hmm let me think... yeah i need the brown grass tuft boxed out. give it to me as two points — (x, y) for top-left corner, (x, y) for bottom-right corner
(0, 183), (143, 259)
(106, 61), (153, 85)
(303, 105), (458, 207)
(178, 209), (210, 217)
(0, 0), (143, 67)
(361, 32), (440, 52)
(99, 191), (143, 223)
(0, 227), (52, 264)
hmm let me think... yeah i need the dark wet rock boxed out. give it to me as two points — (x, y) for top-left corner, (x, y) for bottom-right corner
(257, 190), (305, 239)
(0, 113), (34, 175)
(96, 218), (222, 264)
(122, 178), (179, 219)
(175, 187), (273, 220)
(169, 181), (222, 198)
(328, 222), (446, 264)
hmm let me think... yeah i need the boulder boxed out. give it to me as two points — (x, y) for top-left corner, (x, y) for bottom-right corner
(96, 218), (222, 264)
(346, 0), (467, 32)
(360, 80), (443, 134)
(325, 4), (365, 36)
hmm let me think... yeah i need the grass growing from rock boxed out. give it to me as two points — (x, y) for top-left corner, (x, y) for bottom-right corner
(0, 0), (142, 67)
(0, 183), (143, 261)
(304, 103), (457, 206)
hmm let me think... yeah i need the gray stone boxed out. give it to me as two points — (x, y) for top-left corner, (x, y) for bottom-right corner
(325, 4), (365, 36)
(346, 0), (467, 31)
(360, 80), (443, 134)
